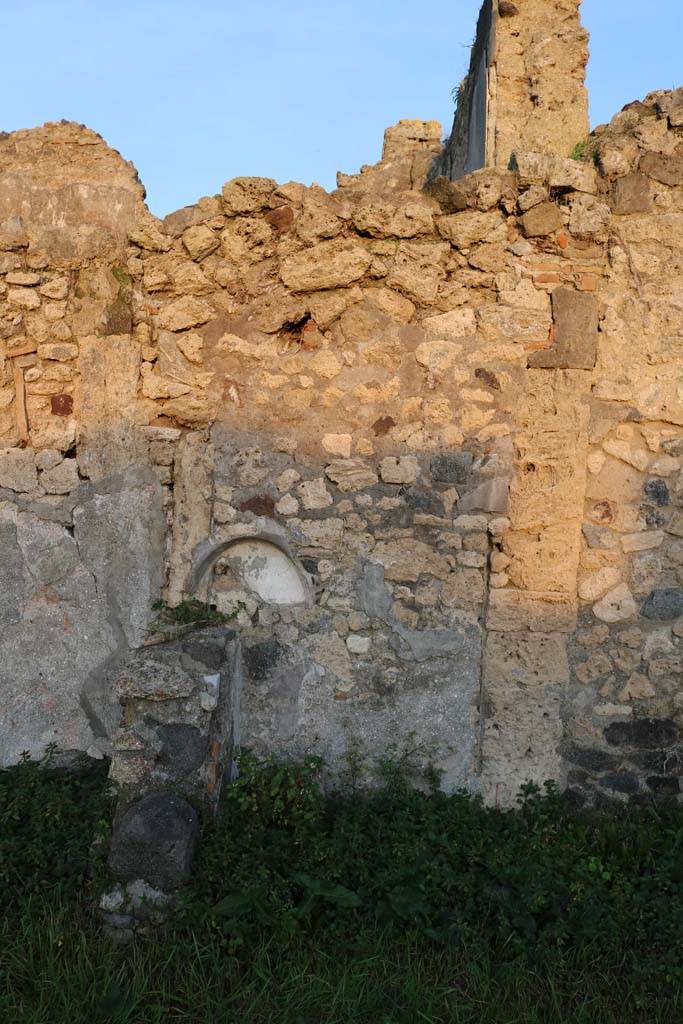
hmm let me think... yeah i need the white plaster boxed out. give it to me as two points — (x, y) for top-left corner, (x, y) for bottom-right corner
(226, 539), (308, 606)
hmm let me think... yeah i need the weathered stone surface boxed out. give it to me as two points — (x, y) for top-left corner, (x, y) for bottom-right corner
(222, 176), (277, 215)
(73, 469), (165, 647)
(604, 719), (678, 749)
(379, 455), (419, 484)
(372, 539), (450, 582)
(641, 588), (683, 621)
(158, 297), (214, 332)
(40, 458), (79, 494)
(182, 224), (219, 261)
(592, 584), (638, 623)
(324, 459), (378, 492)
(0, 448), (37, 492)
(108, 793), (199, 890)
(528, 288), (598, 370)
(431, 452), (473, 484)
(520, 202), (564, 238)
(280, 240), (371, 292)
(611, 173), (652, 215)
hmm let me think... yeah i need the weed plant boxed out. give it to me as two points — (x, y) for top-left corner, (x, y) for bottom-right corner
(1, 750), (681, 1023)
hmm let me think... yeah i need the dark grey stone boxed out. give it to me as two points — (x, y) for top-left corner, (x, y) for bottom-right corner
(600, 772), (640, 795)
(528, 288), (598, 370)
(243, 640), (284, 681)
(109, 793), (199, 890)
(644, 479), (670, 507)
(604, 718), (679, 750)
(643, 506), (666, 528)
(156, 723), (208, 778)
(358, 561), (393, 622)
(646, 776), (681, 796)
(562, 743), (620, 773)
(627, 747), (683, 774)
(0, 520), (31, 626)
(641, 588), (683, 621)
(430, 452), (474, 484)
(404, 488), (441, 514)
(182, 627), (233, 670)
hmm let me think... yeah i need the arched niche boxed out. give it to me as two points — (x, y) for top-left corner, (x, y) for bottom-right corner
(188, 533), (310, 607)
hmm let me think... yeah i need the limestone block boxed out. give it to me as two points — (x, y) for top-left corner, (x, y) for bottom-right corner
(415, 340), (462, 375)
(40, 458), (79, 494)
(73, 468), (165, 647)
(157, 297), (214, 332)
(611, 173), (653, 215)
(322, 434), (352, 458)
(38, 342), (78, 361)
(602, 438), (649, 472)
(129, 221), (171, 252)
(297, 478), (333, 510)
(441, 567), (485, 606)
(505, 525), (580, 594)
(487, 590), (577, 633)
(324, 459), (378, 492)
(379, 455), (419, 484)
(352, 197), (433, 238)
(372, 539), (450, 582)
(520, 202), (564, 238)
(578, 566), (622, 603)
(0, 448), (37, 492)
(176, 332), (204, 365)
(365, 286), (415, 323)
(422, 307), (476, 339)
(621, 531), (664, 553)
(639, 151), (683, 187)
(386, 241), (449, 305)
(281, 240), (371, 292)
(296, 187), (343, 243)
(528, 288), (597, 370)
(181, 224), (219, 261)
(457, 478), (509, 514)
(592, 584), (638, 623)
(482, 661), (563, 806)
(435, 210), (505, 248)
(222, 176), (277, 215)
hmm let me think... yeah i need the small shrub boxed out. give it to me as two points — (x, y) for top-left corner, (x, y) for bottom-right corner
(149, 597), (239, 630)
(0, 747), (112, 911)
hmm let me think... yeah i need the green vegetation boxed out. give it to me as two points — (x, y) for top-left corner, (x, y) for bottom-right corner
(570, 140), (588, 161)
(1, 752), (681, 1023)
(149, 597), (239, 632)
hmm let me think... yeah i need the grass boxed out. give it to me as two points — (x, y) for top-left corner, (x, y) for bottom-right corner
(1, 752), (681, 1023)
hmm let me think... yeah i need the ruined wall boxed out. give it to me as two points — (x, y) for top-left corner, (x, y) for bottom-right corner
(436, 0), (590, 181)
(0, 18), (681, 804)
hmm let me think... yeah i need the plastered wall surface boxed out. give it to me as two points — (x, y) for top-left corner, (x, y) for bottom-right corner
(0, 1), (681, 806)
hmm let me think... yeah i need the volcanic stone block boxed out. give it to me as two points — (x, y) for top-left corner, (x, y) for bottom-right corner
(528, 287), (598, 370)
(431, 452), (473, 484)
(604, 719), (679, 750)
(109, 793), (199, 890)
(641, 588), (683, 621)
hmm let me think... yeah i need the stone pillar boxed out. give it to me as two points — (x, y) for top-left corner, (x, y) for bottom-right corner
(435, 0), (590, 181)
(101, 626), (241, 939)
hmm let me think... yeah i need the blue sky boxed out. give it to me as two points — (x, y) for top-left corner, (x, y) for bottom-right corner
(2, 1), (681, 216)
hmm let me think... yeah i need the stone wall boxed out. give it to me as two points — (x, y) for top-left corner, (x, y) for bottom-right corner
(0, 8), (681, 806)
(436, 0), (590, 182)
